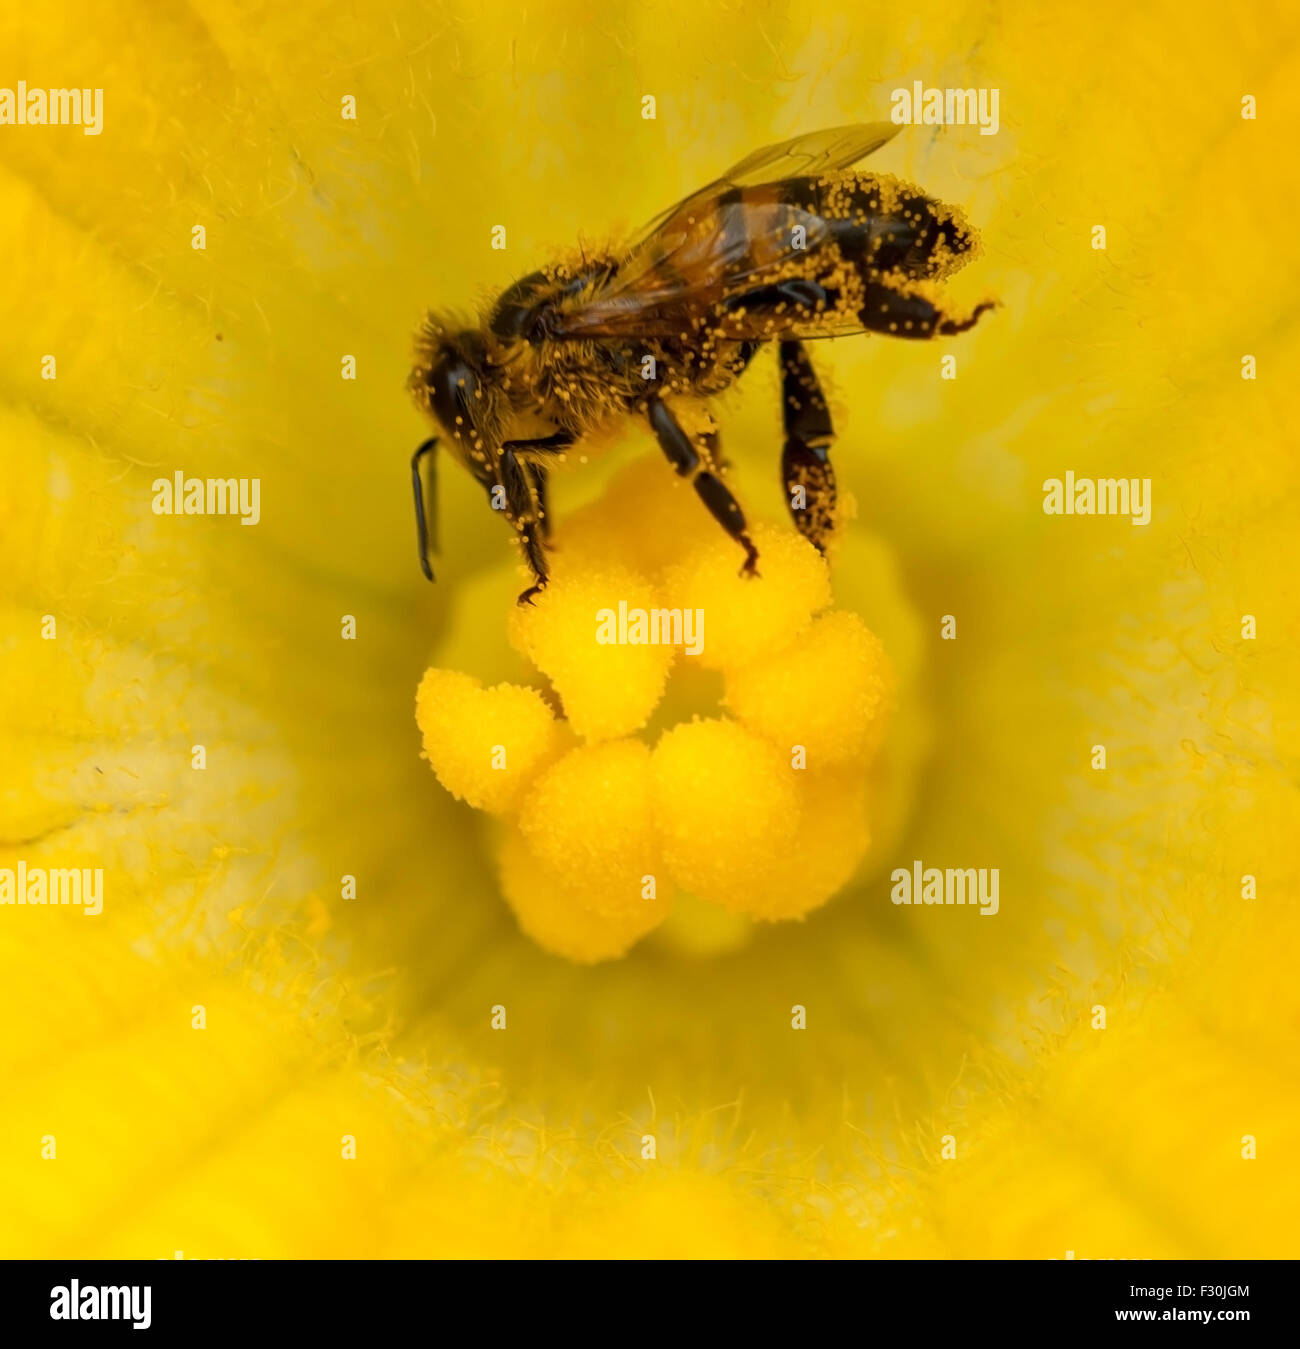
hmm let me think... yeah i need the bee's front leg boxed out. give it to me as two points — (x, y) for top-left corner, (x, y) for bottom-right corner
(410, 437), (439, 580)
(498, 446), (550, 605)
(525, 464), (551, 542)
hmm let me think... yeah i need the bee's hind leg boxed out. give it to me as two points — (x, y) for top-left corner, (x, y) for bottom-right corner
(647, 395), (759, 577)
(778, 340), (837, 554)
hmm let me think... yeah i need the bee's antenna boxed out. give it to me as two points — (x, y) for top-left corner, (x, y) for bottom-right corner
(411, 437), (438, 580)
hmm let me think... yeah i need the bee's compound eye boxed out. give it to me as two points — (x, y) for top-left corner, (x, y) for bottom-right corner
(428, 354), (479, 436)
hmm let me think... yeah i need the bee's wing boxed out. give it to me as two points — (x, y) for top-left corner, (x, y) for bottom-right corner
(553, 125), (986, 345)
(625, 122), (901, 249)
(549, 123), (908, 342)
(704, 121), (900, 188)
(551, 189), (873, 342)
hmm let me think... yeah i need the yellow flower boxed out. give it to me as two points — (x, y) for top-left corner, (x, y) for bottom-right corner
(416, 461), (904, 958)
(1, 0), (1296, 1258)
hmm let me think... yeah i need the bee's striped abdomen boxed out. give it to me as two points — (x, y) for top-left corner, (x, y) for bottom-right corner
(705, 172), (985, 341)
(760, 172), (978, 279)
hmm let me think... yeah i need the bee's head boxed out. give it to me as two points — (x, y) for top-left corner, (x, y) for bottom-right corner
(409, 317), (494, 447)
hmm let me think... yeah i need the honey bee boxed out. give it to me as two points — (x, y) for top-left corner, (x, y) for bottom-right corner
(408, 123), (993, 602)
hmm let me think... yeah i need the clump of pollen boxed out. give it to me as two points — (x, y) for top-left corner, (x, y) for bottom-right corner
(415, 453), (929, 963)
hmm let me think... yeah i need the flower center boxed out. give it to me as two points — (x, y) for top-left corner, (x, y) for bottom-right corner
(415, 453), (930, 963)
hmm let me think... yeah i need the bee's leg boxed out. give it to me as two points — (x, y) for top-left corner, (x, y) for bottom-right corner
(410, 437), (439, 581)
(526, 464), (551, 542)
(703, 342), (758, 475)
(858, 280), (995, 339)
(500, 431), (573, 548)
(499, 447), (550, 605)
(936, 301), (996, 335)
(695, 470), (760, 576)
(477, 433), (574, 597)
(647, 395), (759, 576)
(779, 340), (837, 553)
